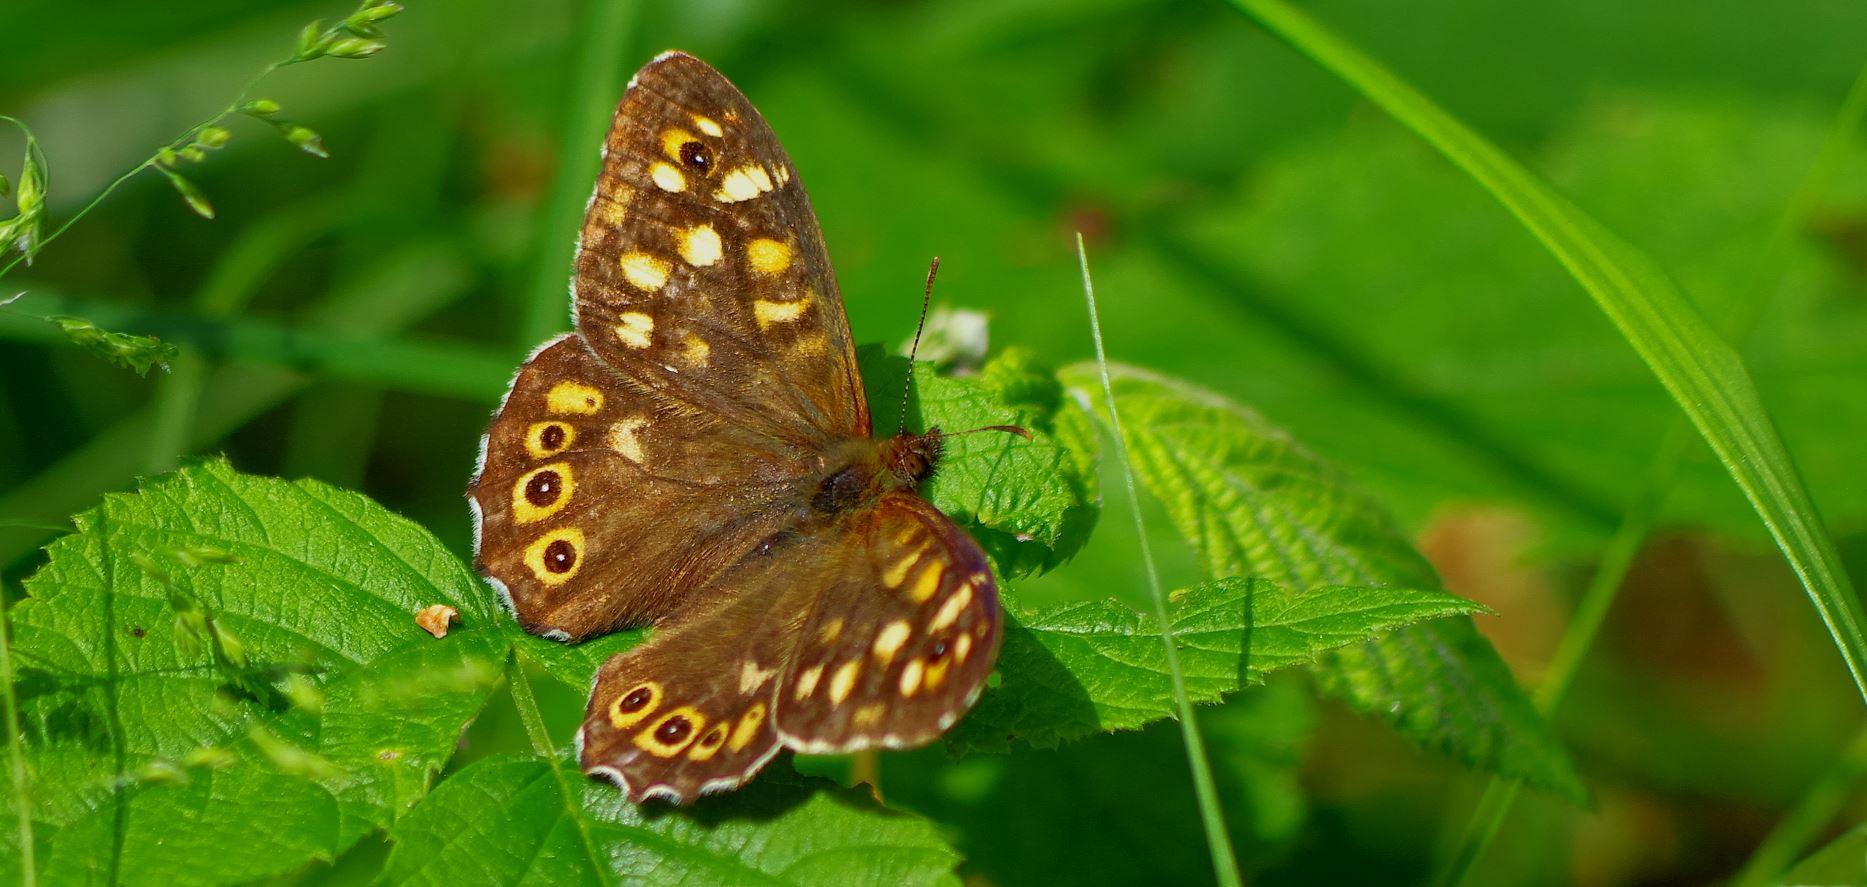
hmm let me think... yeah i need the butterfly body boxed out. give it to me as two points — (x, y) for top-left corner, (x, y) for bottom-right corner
(469, 52), (1001, 803)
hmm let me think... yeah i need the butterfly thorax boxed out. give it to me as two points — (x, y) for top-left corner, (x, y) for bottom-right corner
(809, 430), (943, 517)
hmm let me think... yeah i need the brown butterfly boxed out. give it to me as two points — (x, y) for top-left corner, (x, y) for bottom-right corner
(468, 51), (1002, 803)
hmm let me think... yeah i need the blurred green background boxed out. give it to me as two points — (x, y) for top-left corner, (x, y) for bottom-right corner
(4, 0), (1867, 883)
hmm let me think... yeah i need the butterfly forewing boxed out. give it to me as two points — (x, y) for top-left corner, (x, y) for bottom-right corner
(471, 335), (805, 639)
(575, 52), (867, 439)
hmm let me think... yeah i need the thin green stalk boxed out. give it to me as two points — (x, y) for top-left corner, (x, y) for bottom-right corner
(506, 655), (556, 758)
(1078, 234), (1241, 887)
(1230, 0), (1867, 708)
(1731, 724), (1867, 887)
(0, 585), (34, 887)
(1435, 56), (1867, 887)
(519, 0), (640, 345)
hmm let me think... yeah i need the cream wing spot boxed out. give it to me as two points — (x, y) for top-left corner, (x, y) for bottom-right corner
(714, 167), (762, 202)
(608, 418), (647, 462)
(619, 252), (670, 292)
(871, 620), (912, 664)
(691, 114), (723, 137)
(677, 224), (722, 267)
(794, 664), (823, 699)
(955, 633), (974, 663)
(828, 661), (860, 705)
(753, 297), (810, 328)
(883, 541), (931, 587)
(819, 617), (844, 645)
(898, 659), (924, 697)
(680, 334), (711, 367)
(739, 660), (775, 694)
(614, 311), (654, 349)
(931, 584), (974, 632)
(853, 704), (884, 729)
(650, 162), (687, 192)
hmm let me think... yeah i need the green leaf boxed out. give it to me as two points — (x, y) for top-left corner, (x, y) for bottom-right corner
(44, 315), (179, 377)
(859, 346), (1098, 579)
(1229, 0), (1867, 710)
(380, 755), (962, 886)
(6, 458), (504, 884)
(1774, 823), (1867, 887)
(949, 576), (1480, 752)
(1061, 363), (1586, 801)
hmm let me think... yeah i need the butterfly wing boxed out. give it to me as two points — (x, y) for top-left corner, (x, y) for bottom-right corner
(772, 493), (1003, 754)
(578, 491), (1000, 799)
(577, 582), (801, 803)
(574, 50), (868, 439)
(471, 335), (805, 640)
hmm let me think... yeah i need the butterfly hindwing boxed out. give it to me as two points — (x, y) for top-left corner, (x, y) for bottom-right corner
(772, 493), (1003, 754)
(578, 584), (802, 803)
(574, 51), (868, 440)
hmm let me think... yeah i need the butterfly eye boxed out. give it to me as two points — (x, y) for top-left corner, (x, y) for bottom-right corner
(678, 140), (712, 172)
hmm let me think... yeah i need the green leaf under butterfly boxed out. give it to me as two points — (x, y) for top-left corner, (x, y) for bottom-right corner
(379, 755), (962, 886)
(1060, 363), (1587, 802)
(2, 458), (504, 884)
(948, 576), (1482, 753)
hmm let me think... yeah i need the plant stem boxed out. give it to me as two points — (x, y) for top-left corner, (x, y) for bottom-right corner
(1078, 234), (1241, 887)
(507, 654), (556, 758)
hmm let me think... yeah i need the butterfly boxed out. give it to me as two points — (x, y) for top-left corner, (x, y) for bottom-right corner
(468, 51), (1003, 803)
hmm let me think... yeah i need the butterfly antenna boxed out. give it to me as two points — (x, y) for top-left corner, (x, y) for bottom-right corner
(898, 257), (940, 435)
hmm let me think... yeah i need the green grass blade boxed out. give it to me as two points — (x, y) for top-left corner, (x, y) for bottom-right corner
(1228, 0), (1867, 706)
(518, 0), (641, 346)
(1077, 235), (1241, 887)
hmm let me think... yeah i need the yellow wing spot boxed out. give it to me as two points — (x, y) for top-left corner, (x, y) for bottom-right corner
(955, 633), (974, 663)
(883, 541), (931, 588)
(614, 311), (654, 349)
(793, 334), (829, 360)
(659, 127), (697, 162)
(908, 561), (945, 603)
(898, 658), (924, 698)
(691, 114), (723, 137)
(930, 583), (974, 632)
(677, 224), (722, 267)
(819, 617), (844, 645)
(829, 660), (861, 705)
(608, 681), (663, 730)
(634, 706), (706, 758)
(871, 620), (912, 664)
(753, 298), (810, 328)
(924, 657), (951, 691)
(511, 462), (574, 525)
(746, 237), (792, 276)
(728, 702), (767, 752)
(853, 704), (885, 729)
(619, 252), (670, 292)
(522, 527), (585, 586)
(895, 525), (921, 547)
(681, 334), (711, 368)
(794, 665), (823, 700)
(524, 421), (575, 459)
(590, 191), (629, 229)
(650, 161), (686, 192)
(546, 381), (603, 415)
(739, 660), (775, 693)
(688, 723), (730, 761)
(774, 165), (792, 186)
(713, 166), (770, 202)
(608, 417), (646, 463)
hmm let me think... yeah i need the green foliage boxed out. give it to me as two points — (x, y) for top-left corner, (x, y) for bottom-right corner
(4, 1), (1864, 883)
(950, 577), (1482, 753)
(1061, 364), (1586, 800)
(381, 758), (962, 886)
(43, 316), (178, 377)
